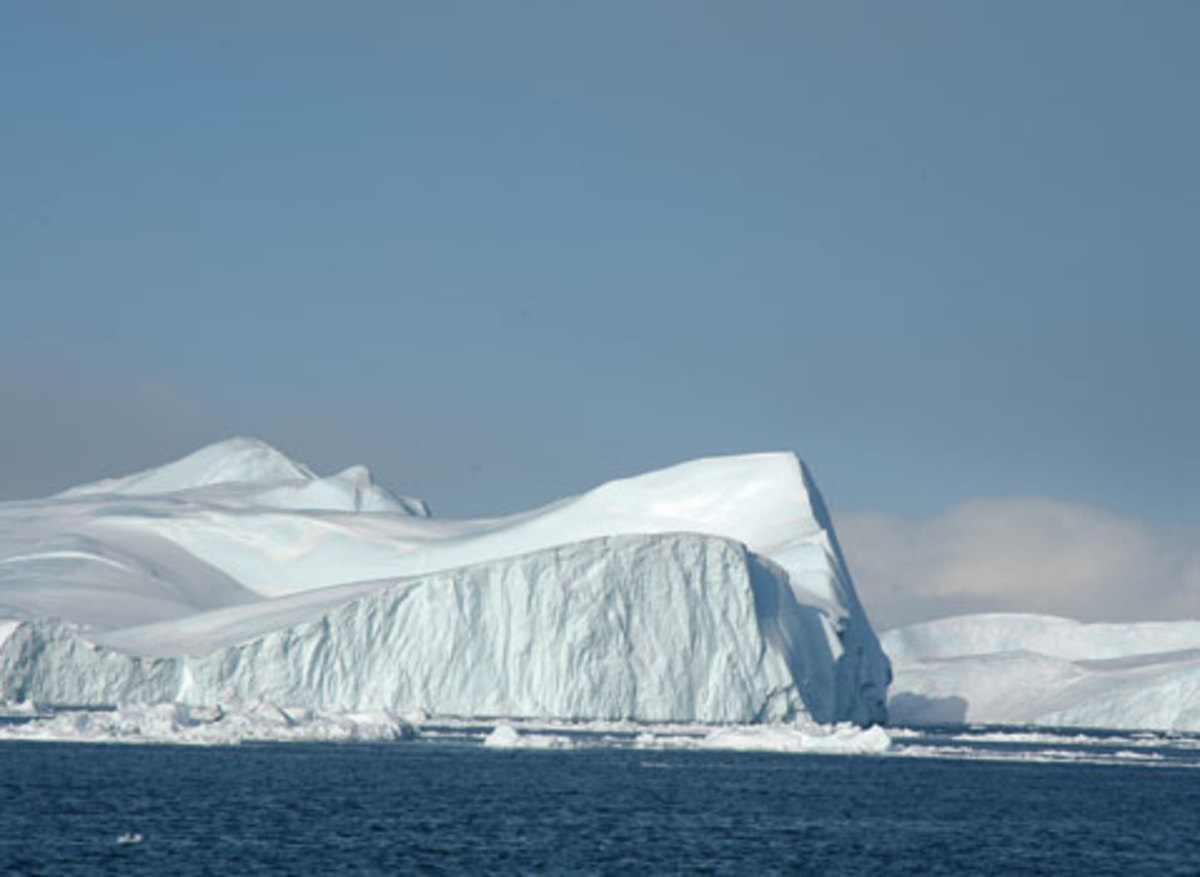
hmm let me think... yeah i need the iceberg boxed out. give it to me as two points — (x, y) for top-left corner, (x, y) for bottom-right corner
(884, 613), (1200, 732)
(0, 439), (889, 726)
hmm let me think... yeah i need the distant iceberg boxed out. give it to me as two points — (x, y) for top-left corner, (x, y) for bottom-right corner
(0, 439), (890, 727)
(883, 613), (1200, 732)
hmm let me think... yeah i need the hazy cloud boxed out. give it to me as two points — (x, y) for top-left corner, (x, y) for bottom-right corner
(0, 353), (559, 516)
(839, 498), (1200, 630)
(0, 353), (238, 501)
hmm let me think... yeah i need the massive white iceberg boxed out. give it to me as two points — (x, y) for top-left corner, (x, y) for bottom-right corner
(884, 613), (1200, 732)
(0, 439), (890, 725)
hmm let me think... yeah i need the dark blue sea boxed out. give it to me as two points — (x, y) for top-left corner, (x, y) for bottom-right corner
(2, 735), (1199, 875)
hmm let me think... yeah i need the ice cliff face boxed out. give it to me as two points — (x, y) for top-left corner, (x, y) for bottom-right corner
(4, 536), (822, 722)
(883, 614), (1200, 732)
(0, 440), (889, 724)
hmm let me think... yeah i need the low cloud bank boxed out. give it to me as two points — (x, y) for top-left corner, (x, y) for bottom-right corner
(839, 498), (1200, 630)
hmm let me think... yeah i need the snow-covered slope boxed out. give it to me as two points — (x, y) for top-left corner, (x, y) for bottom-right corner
(59, 437), (429, 516)
(58, 437), (316, 497)
(884, 614), (1200, 732)
(0, 439), (889, 724)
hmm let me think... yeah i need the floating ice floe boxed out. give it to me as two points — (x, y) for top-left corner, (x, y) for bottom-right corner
(633, 721), (892, 755)
(0, 702), (417, 746)
(482, 722), (576, 750)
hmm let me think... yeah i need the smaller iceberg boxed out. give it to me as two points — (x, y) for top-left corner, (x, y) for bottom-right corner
(884, 613), (1200, 732)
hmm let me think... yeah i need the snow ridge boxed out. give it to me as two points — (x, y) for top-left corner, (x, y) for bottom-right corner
(56, 437), (428, 516)
(58, 437), (315, 497)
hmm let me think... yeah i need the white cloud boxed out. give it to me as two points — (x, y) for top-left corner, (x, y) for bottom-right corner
(838, 497), (1200, 630)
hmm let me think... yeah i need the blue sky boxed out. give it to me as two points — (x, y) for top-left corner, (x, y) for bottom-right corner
(3, 3), (1198, 622)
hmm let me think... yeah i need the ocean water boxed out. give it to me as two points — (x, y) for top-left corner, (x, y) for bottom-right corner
(2, 731), (1199, 876)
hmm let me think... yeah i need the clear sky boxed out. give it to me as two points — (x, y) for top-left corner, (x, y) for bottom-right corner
(3, 2), (1197, 625)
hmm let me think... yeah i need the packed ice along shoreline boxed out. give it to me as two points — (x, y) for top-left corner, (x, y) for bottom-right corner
(0, 701), (891, 754)
(0, 438), (890, 727)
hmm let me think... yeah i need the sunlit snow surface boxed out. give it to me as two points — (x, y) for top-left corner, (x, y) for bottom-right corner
(0, 438), (889, 725)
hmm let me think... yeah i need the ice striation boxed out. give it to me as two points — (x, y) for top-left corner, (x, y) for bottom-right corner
(0, 440), (889, 726)
(884, 613), (1200, 732)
